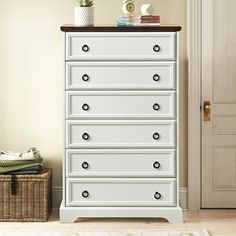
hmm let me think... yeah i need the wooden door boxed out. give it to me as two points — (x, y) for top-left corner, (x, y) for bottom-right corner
(202, 0), (236, 207)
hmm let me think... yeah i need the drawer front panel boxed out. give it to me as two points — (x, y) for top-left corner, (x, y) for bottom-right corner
(66, 91), (176, 119)
(66, 149), (176, 177)
(66, 33), (176, 60)
(66, 121), (176, 148)
(66, 62), (176, 90)
(66, 178), (176, 207)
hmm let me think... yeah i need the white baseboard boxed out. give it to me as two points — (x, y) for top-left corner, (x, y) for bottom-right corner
(52, 186), (188, 210)
(179, 187), (188, 209)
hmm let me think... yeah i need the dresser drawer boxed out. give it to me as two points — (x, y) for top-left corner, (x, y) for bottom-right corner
(66, 91), (175, 119)
(66, 62), (176, 90)
(66, 178), (176, 207)
(66, 149), (176, 177)
(66, 120), (175, 148)
(66, 32), (176, 61)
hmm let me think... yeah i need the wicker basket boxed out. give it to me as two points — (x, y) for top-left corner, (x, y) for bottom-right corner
(0, 168), (52, 222)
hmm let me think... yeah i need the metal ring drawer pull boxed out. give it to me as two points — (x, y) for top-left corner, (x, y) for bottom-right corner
(82, 103), (90, 111)
(153, 132), (160, 140)
(153, 45), (161, 52)
(153, 74), (160, 81)
(153, 161), (161, 169)
(82, 133), (90, 140)
(82, 162), (89, 169)
(153, 103), (160, 111)
(154, 192), (162, 200)
(82, 45), (89, 52)
(82, 191), (89, 198)
(82, 74), (89, 81)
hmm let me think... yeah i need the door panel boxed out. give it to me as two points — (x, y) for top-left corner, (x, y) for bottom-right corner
(202, 0), (236, 207)
(213, 115), (236, 134)
(212, 147), (236, 190)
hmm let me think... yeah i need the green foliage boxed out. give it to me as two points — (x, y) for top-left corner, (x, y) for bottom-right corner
(78, 0), (94, 7)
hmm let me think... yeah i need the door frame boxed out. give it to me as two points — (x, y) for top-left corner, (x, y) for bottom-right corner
(188, 0), (202, 210)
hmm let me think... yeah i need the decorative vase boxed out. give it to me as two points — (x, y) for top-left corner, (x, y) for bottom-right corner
(74, 7), (94, 26)
(140, 4), (154, 16)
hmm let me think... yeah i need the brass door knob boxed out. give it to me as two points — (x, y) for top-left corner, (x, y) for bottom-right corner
(203, 101), (211, 121)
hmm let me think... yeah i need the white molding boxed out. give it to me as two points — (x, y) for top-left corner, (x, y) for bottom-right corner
(187, 0), (202, 210)
(53, 187), (188, 210)
(179, 187), (188, 209)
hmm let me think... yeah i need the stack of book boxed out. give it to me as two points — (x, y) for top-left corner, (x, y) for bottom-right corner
(117, 15), (135, 27)
(117, 14), (160, 27)
(140, 15), (160, 25)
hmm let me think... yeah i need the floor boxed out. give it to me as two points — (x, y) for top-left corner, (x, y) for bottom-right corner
(0, 210), (236, 236)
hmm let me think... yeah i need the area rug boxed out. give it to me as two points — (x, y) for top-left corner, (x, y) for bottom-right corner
(0, 229), (210, 236)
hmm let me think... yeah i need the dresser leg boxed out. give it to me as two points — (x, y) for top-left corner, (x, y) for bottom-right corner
(164, 207), (183, 223)
(60, 201), (79, 223)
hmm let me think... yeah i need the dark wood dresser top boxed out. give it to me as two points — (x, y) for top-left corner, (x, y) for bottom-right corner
(61, 25), (182, 32)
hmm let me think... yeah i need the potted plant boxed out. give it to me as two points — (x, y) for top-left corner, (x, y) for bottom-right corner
(74, 0), (94, 26)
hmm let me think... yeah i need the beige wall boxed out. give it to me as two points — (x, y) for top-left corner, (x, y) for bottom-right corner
(0, 0), (187, 187)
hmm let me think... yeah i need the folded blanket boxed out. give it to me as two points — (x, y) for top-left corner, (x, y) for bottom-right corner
(0, 147), (41, 161)
(0, 158), (43, 174)
(5, 165), (42, 175)
(0, 158), (43, 166)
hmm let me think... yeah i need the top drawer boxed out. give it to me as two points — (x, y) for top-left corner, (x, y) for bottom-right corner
(66, 32), (176, 61)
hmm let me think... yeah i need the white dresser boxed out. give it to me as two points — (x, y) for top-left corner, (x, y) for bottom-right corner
(60, 25), (182, 223)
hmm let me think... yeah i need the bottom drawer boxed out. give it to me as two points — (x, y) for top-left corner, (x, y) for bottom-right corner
(66, 178), (176, 207)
